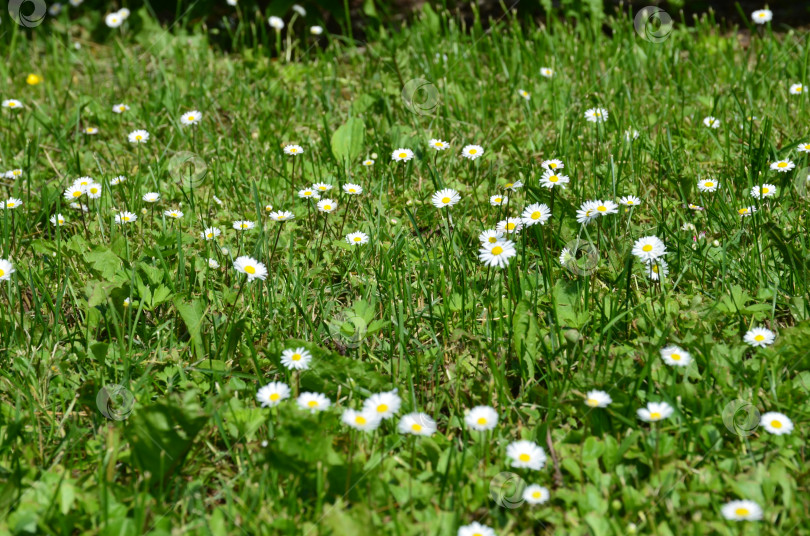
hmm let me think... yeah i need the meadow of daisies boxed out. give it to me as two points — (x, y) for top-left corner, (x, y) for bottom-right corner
(1, 2), (809, 535)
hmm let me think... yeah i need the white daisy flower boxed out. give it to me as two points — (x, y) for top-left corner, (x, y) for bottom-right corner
(362, 390), (402, 420)
(342, 183), (363, 195)
(110, 176), (126, 185)
(268, 16), (285, 30)
(645, 259), (669, 281)
(506, 440), (546, 470)
(2, 99), (23, 109)
(797, 142), (810, 153)
(523, 484), (550, 505)
(64, 185), (84, 201)
(751, 184), (777, 199)
(312, 182), (333, 193)
(342, 409), (382, 432)
(391, 148), (414, 162)
(593, 200), (619, 217)
(478, 229), (503, 245)
(737, 206), (757, 217)
(270, 210), (295, 222)
(117, 8), (130, 19)
(128, 129), (149, 143)
(540, 67), (554, 78)
(518, 89), (530, 100)
(637, 401), (674, 422)
(464, 406), (498, 431)
(2, 198), (22, 209)
(575, 200), (600, 225)
(112, 103), (129, 113)
(584, 390), (612, 408)
(495, 218), (523, 234)
(256, 381), (290, 408)
(233, 256), (268, 281)
(618, 195), (641, 207)
(70, 203), (88, 212)
(751, 9), (772, 24)
(759, 412), (793, 435)
(721, 500), (763, 521)
(503, 180), (524, 190)
(142, 192), (160, 203)
(541, 159), (564, 171)
(489, 194), (508, 206)
(297, 392), (331, 413)
(361, 159), (374, 166)
(559, 247), (574, 266)
(0, 259), (15, 281)
(521, 203), (551, 227)
(346, 231), (369, 245)
(697, 179), (719, 192)
(105, 12), (123, 27)
(539, 170), (570, 189)
(458, 522), (496, 536)
(625, 128), (640, 141)
(397, 412), (437, 436)
(428, 139), (449, 151)
(280, 347), (312, 370)
(84, 127), (98, 135)
(310, 25), (324, 35)
(201, 227), (221, 240)
(233, 220), (255, 231)
(660, 345), (691, 367)
(632, 235), (667, 262)
(180, 110), (202, 125)
(461, 144), (484, 160)
(584, 107), (609, 123)
(213, 196), (223, 206)
(5, 169), (23, 179)
(298, 188), (320, 200)
(115, 211), (137, 224)
(50, 214), (67, 226)
(283, 144), (303, 156)
(789, 83), (805, 95)
(703, 116), (720, 128)
(770, 160), (794, 172)
(431, 188), (460, 208)
(317, 198), (337, 213)
(743, 326), (775, 347)
(86, 183), (102, 199)
(208, 258), (220, 269)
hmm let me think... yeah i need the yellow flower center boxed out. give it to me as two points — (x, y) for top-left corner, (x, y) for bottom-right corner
(652, 265), (659, 273)
(469, 149), (477, 154)
(491, 246), (504, 255)
(377, 404), (388, 413)
(399, 152), (407, 158)
(762, 187), (769, 194)
(290, 148), (297, 153)
(549, 163), (557, 168)
(324, 205), (331, 210)
(627, 201), (634, 205)
(241, 223), (248, 228)
(73, 191), (81, 197)
(532, 491), (541, 499)
(441, 197), (450, 203)
(738, 209), (748, 215)
(188, 116), (195, 121)
(494, 197), (502, 203)
(506, 223), (516, 230)
(642, 244), (653, 252)
(586, 398), (599, 407)
(244, 266), (256, 274)
(735, 508), (749, 516)
(123, 217), (130, 221)
(477, 417), (487, 425)
(354, 237), (361, 242)
(531, 211), (541, 220)
(488, 237), (497, 243)
(549, 176), (558, 182)
(671, 353), (680, 361)
(777, 162), (787, 168)
(58, 219), (63, 224)
(270, 393), (280, 401)
(0, 269), (4, 277)
(349, 188), (356, 193)
(705, 182), (714, 187)
(277, 216), (284, 220)
(7, 203), (15, 208)
(597, 206), (607, 212)
(356, 416), (367, 424)
(207, 233), (213, 238)
(411, 423), (422, 432)
(90, 188), (98, 194)
(308, 400), (318, 408)
(505, 183), (513, 188)
(291, 353), (301, 361)
(650, 412), (661, 420)
(135, 135), (142, 140)
(518, 453), (530, 462)
(754, 334), (764, 341)
(771, 420), (782, 429)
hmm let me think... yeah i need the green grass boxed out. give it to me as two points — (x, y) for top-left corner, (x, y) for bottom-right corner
(0, 3), (808, 536)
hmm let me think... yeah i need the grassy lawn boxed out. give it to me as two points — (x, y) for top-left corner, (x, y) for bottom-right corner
(0, 3), (808, 535)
